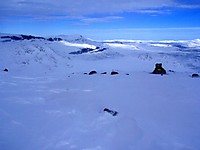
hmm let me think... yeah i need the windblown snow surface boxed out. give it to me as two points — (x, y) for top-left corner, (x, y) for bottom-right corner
(0, 34), (200, 150)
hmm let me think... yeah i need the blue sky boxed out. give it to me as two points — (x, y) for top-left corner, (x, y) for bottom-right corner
(0, 0), (200, 40)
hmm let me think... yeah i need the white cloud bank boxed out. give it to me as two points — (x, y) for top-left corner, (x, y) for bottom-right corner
(0, 0), (200, 20)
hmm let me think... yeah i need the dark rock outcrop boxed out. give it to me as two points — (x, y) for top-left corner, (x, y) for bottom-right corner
(47, 37), (62, 42)
(21, 35), (45, 40)
(1, 35), (45, 41)
(47, 38), (54, 42)
(1, 36), (22, 41)
(152, 63), (166, 75)
(69, 48), (94, 54)
(69, 47), (107, 55)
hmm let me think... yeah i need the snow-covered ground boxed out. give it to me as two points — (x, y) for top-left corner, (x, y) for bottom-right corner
(0, 34), (200, 150)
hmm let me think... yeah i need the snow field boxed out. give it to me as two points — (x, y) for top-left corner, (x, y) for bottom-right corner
(0, 72), (200, 150)
(0, 34), (200, 150)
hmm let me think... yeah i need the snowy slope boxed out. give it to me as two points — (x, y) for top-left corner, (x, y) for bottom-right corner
(0, 34), (200, 150)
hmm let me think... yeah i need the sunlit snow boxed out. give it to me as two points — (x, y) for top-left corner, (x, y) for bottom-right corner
(60, 41), (96, 49)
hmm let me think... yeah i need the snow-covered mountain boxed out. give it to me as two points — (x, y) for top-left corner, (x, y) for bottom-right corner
(0, 33), (110, 76)
(1, 33), (199, 76)
(0, 34), (200, 150)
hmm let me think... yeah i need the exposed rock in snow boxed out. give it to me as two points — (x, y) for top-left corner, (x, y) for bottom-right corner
(89, 70), (97, 75)
(152, 63), (166, 75)
(3, 68), (8, 72)
(104, 108), (118, 116)
(111, 71), (119, 75)
(192, 73), (199, 78)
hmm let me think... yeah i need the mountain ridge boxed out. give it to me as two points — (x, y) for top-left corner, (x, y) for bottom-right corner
(0, 33), (200, 77)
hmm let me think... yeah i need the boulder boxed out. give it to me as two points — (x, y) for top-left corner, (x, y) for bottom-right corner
(89, 71), (97, 75)
(192, 73), (199, 78)
(101, 72), (107, 74)
(3, 68), (8, 72)
(111, 71), (119, 75)
(152, 63), (166, 75)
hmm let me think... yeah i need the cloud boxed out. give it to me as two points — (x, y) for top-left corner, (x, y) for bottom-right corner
(80, 16), (123, 24)
(174, 0), (200, 8)
(177, 5), (200, 9)
(1, 0), (200, 21)
(80, 27), (200, 40)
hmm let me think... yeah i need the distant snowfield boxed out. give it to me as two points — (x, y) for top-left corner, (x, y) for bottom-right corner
(0, 34), (200, 150)
(60, 41), (96, 49)
(105, 43), (139, 50)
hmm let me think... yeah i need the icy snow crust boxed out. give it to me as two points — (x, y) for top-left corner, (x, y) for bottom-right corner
(0, 34), (200, 150)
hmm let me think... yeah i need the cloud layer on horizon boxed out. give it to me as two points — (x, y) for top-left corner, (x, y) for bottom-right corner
(1, 0), (200, 21)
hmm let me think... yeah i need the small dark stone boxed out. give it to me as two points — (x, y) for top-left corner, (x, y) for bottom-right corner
(101, 72), (107, 74)
(126, 73), (129, 75)
(111, 71), (119, 75)
(3, 68), (8, 72)
(192, 73), (199, 78)
(168, 70), (175, 73)
(104, 108), (118, 116)
(89, 71), (97, 75)
(84, 73), (88, 75)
